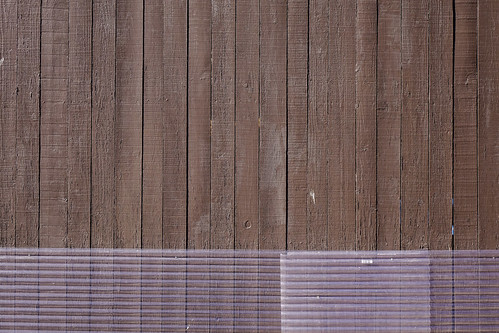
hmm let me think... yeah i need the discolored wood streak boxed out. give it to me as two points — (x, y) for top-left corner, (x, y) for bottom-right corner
(40, 0), (69, 248)
(259, 0), (287, 250)
(286, 0), (308, 251)
(454, 0), (478, 250)
(428, 0), (453, 250)
(328, 0), (356, 251)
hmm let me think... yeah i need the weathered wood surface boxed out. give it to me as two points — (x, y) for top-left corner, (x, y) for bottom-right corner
(0, 0), (498, 251)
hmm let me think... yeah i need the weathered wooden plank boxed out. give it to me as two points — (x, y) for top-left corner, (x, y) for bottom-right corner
(211, 0), (235, 250)
(143, 0), (164, 249)
(328, 0), (356, 250)
(428, 0), (453, 250)
(377, 0), (401, 251)
(478, 0), (499, 250)
(67, 0), (91, 249)
(92, 0), (116, 249)
(235, 0), (259, 251)
(259, 0), (287, 250)
(40, 0), (68, 248)
(0, 0), (17, 247)
(401, 0), (429, 250)
(163, 0), (187, 249)
(16, 0), (41, 247)
(307, 0), (328, 251)
(286, 0), (308, 251)
(454, 0), (478, 250)
(115, 0), (142, 249)
(188, 0), (211, 250)
(355, 0), (377, 251)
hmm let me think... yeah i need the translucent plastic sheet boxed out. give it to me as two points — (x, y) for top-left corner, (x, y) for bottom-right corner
(0, 249), (497, 332)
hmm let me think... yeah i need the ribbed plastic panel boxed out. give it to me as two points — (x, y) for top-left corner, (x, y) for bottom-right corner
(0, 249), (497, 332)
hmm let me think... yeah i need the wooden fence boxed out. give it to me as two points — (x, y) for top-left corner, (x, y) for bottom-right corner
(0, 0), (498, 251)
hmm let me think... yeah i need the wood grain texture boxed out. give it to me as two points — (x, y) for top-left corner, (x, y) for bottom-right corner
(163, 0), (187, 249)
(2, 0), (499, 254)
(454, 0), (478, 250)
(377, 0), (401, 251)
(67, 0), (91, 248)
(286, 0), (308, 251)
(115, 0), (142, 249)
(16, 0), (41, 247)
(328, 0), (356, 251)
(211, 0), (235, 250)
(307, 0), (328, 251)
(428, 0), (453, 250)
(40, 0), (69, 248)
(259, 0), (287, 250)
(401, 0), (429, 250)
(188, 0), (211, 250)
(143, 0), (164, 249)
(355, 0), (377, 251)
(0, 0), (17, 247)
(235, 0), (259, 251)
(478, 0), (499, 249)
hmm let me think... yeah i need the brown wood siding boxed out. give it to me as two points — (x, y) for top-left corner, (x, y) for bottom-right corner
(1, 0), (499, 251)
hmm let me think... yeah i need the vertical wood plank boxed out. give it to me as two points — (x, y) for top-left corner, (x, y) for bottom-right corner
(92, 0), (115, 248)
(235, 0), (259, 250)
(164, 0), (187, 249)
(259, 0), (287, 250)
(307, 0), (328, 251)
(454, 0), (478, 250)
(67, 0), (91, 248)
(0, 0), (17, 247)
(234, 1), (259, 328)
(377, 0), (401, 251)
(143, 0), (164, 249)
(356, 0), (377, 251)
(401, 0), (429, 250)
(478, 0), (499, 249)
(115, 0), (142, 249)
(286, 0), (308, 251)
(16, 0), (41, 247)
(428, 0), (453, 250)
(188, 0), (211, 250)
(328, 0), (356, 250)
(40, 0), (69, 248)
(211, 0), (235, 250)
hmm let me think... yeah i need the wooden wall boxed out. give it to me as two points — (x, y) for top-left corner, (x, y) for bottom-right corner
(1, 0), (498, 250)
